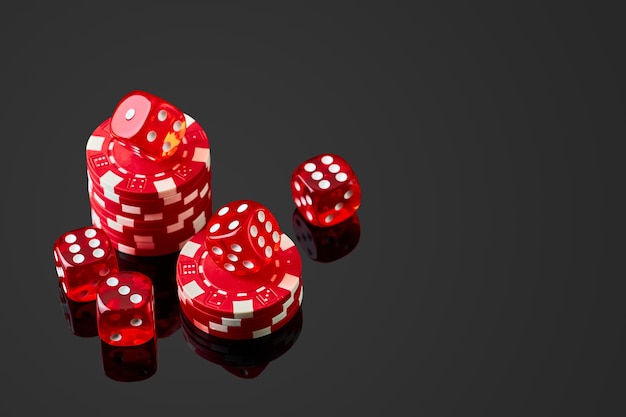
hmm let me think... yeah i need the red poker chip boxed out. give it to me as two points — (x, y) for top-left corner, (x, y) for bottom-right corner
(91, 207), (208, 245)
(90, 207), (209, 245)
(176, 230), (303, 320)
(180, 287), (303, 340)
(178, 282), (303, 334)
(91, 209), (208, 257)
(89, 190), (211, 231)
(86, 114), (211, 201)
(87, 168), (212, 217)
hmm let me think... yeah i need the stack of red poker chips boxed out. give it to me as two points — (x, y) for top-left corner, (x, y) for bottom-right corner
(176, 229), (304, 340)
(86, 114), (212, 257)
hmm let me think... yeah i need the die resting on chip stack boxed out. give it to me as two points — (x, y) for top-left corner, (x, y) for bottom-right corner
(87, 90), (212, 257)
(176, 199), (304, 341)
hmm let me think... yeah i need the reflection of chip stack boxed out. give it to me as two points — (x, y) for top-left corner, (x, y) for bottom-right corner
(86, 92), (212, 257)
(180, 306), (303, 378)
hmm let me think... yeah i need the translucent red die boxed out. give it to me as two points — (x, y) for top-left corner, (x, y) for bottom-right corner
(291, 153), (361, 227)
(53, 226), (119, 302)
(96, 271), (156, 347)
(204, 200), (282, 276)
(109, 90), (187, 162)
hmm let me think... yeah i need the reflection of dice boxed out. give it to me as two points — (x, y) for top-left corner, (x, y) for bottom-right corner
(96, 271), (156, 347)
(100, 338), (157, 382)
(292, 208), (361, 263)
(110, 90), (186, 162)
(291, 153), (361, 227)
(204, 200), (282, 276)
(53, 226), (119, 302)
(58, 281), (98, 338)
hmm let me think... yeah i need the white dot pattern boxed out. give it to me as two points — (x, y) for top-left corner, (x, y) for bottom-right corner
(158, 110), (167, 121)
(295, 154), (354, 192)
(205, 201), (281, 274)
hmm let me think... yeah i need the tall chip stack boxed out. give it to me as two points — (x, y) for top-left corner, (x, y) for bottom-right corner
(86, 91), (212, 257)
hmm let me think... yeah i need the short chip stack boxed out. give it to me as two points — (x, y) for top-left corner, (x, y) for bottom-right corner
(86, 114), (212, 257)
(176, 230), (303, 340)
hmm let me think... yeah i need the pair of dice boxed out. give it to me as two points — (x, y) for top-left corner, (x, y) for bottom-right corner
(53, 227), (156, 346)
(202, 151), (363, 275)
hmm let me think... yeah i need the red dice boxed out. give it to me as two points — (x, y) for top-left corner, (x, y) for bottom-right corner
(96, 271), (156, 347)
(291, 153), (361, 227)
(204, 200), (282, 276)
(109, 90), (187, 162)
(53, 226), (119, 302)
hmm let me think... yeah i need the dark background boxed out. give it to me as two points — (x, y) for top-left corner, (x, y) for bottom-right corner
(0, 1), (622, 416)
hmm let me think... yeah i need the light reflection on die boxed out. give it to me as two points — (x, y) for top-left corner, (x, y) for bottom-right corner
(291, 208), (361, 263)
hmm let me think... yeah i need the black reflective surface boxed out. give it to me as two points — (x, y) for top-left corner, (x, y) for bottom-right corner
(1, 2), (620, 416)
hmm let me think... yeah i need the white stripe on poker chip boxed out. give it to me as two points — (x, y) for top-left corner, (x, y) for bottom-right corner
(143, 213), (164, 221)
(183, 189), (199, 205)
(184, 113), (195, 127)
(106, 218), (124, 233)
(93, 193), (105, 208)
(252, 326), (272, 338)
(272, 308), (288, 325)
(100, 171), (124, 191)
(199, 182), (209, 198)
(208, 321), (229, 333)
(115, 242), (136, 255)
(179, 206), (195, 222)
(193, 147), (211, 170)
(221, 317), (242, 327)
(192, 212), (207, 233)
(279, 233), (295, 250)
(121, 204), (141, 215)
(232, 299), (254, 318)
(102, 187), (120, 203)
(115, 215), (135, 227)
(154, 177), (178, 198)
(180, 240), (202, 258)
(86, 135), (105, 151)
(181, 280), (205, 299)
(278, 273), (300, 294)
